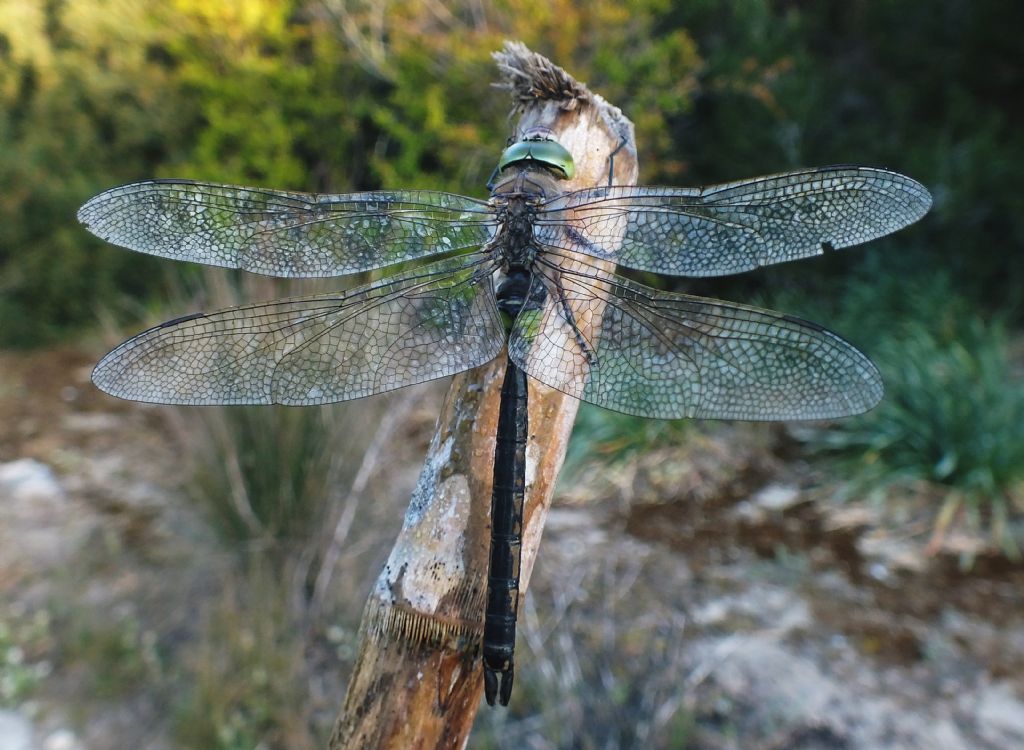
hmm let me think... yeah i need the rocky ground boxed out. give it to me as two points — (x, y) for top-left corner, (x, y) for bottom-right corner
(1, 347), (1023, 749)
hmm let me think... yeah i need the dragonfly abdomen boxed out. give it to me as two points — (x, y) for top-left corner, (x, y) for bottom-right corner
(483, 361), (529, 706)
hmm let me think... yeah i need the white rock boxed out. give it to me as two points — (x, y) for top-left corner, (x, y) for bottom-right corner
(711, 637), (838, 719)
(0, 710), (35, 750)
(43, 729), (83, 750)
(750, 484), (801, 512)
(0, 459), (84, 568)
(0, 459), (63, 503)
(975, 680), (1024, 745)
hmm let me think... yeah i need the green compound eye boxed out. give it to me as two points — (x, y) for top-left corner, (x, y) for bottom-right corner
(497, 138), (576, 180)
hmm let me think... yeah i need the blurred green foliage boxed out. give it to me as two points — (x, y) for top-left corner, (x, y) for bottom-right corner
(779, 268), (1024, 551)
(0, 609), (51, 706)
(562, 402), (692, 481)
(173, 562), (317, 750)
(4, 0), (1019, 535)
(0, 1), (185, 345)
(2, 3), (1020, 742)
(187, 403), (351, 548)
(56, 609), (162, 700)
(4, 0), (1018, 347)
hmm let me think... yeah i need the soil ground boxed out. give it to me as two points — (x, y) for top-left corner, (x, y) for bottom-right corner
(1, 348), (1022, 749)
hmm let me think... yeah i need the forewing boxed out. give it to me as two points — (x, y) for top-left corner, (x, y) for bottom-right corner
(93, 255), (504, 405)
(509, 259), (881, 420)
(535, 167), (931, 276)
(79, 181), (496, 277)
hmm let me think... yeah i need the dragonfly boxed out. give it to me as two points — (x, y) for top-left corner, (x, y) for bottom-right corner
(78, 128), (931, 706)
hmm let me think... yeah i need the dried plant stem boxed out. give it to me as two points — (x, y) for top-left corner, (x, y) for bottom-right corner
(328, 41), (637, 749)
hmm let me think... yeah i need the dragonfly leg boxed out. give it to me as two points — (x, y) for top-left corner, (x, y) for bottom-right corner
(606, 137), (627, 186)
(547, 271), (598, 366)
(485, 162), (501, 192)
(487, 133), (519, 191)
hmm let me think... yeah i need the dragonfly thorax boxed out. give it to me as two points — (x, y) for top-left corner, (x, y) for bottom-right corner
(491, 204), (538, 274)
(489, 164), (565, 269)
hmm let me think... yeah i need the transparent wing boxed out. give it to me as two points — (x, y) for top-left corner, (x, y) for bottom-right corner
(509, 258), (881, 420)
(535, 167), (931, 277)
(93, 255), (504, 405)
(78, 181), (497, 277)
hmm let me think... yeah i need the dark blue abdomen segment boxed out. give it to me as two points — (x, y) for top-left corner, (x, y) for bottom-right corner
(482, 357), (528, 706)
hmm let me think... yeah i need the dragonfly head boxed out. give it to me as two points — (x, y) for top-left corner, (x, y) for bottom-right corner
(497, 128), (576, 181)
